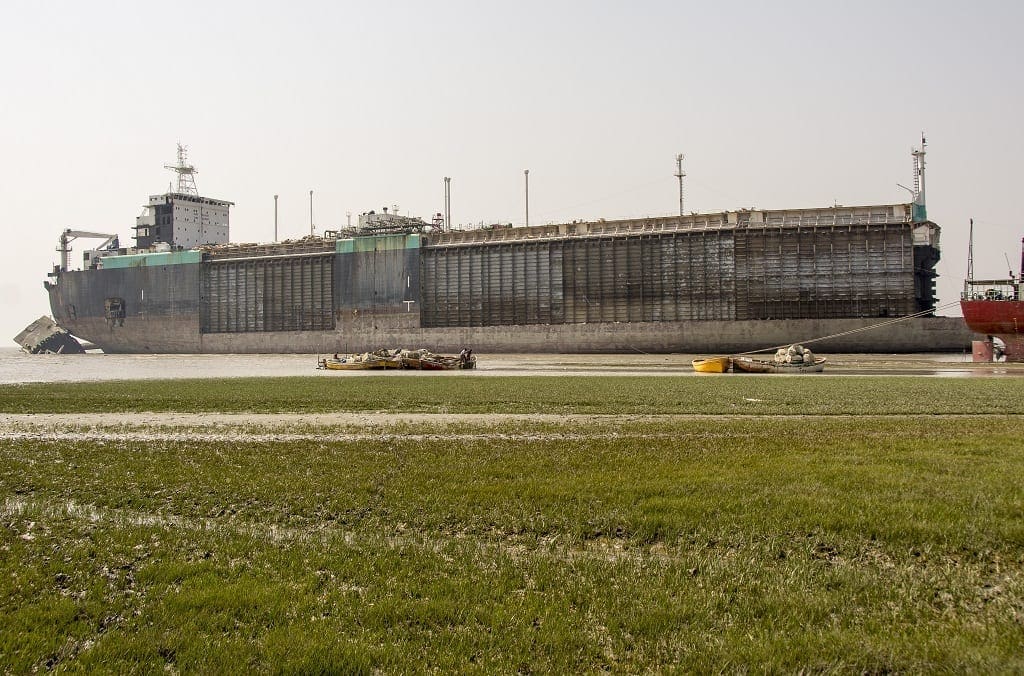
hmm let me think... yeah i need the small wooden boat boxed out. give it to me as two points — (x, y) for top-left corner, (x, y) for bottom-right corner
(732, 344), (826, 374)
(321, 350), (391, 370)
(322, 357), (372, 370)
(321, 348), (478, 371)
(692, 356), (731, 373)
(774, 356), (826, 373)
(732, 356), (826, 374)
(419, 358), (454, 370)
(420, 355), (475, 370)
(362, 349), (402, 368)
(730, 356), (774, 373)
(403, 348), (477, 370)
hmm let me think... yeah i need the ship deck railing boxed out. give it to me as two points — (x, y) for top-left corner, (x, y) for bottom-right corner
(189, 204), (922, 255)
(962, 278), (1020, 300)
(429, 204), (918, 248)
(202, 239), (336, 261)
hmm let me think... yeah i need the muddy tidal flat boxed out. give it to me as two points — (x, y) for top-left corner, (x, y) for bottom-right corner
(0, 347), (1020, 384)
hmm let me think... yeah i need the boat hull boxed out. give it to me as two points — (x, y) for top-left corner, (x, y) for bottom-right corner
(419, 360), (454, 370)
(323, 360), (371, 370)
(692, 357), (731, 373)
(960, 299), (1024, 361)
(733, 356), (826, 373)
(731, 357), (774, 373)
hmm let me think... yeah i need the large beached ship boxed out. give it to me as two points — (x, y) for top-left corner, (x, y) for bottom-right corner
(40, 143), (974, 355)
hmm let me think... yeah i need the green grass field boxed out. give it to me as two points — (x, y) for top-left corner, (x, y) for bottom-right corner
(1, 376), (1022, 672)
(2, 374), (1023, 415)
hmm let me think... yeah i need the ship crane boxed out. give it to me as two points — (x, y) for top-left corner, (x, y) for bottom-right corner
(57, 229), (119, 272)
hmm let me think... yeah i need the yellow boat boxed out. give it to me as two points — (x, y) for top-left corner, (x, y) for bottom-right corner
(321, 349), (398, 370)
(692, 356), (731, 373)
(322, 357), (372, 370)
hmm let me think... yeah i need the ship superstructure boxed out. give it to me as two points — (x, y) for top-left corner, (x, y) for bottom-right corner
(133, 144), (233, 250)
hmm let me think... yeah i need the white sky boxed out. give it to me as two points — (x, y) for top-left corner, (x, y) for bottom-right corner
(3, 1), (1022, 343)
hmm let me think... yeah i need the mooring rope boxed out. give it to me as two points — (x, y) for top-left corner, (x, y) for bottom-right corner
(734, 300), (963, 356)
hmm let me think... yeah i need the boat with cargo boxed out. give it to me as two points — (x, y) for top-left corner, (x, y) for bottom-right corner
(320, 349), (403, 370)
(321, 356), (372, 370)
(320, 348), (476, 370)
(732, 356), (827, 374)
(393, 346), (476, 370)
(35, 142), (975, 355)
(418, 354), (476, 370)
(732, 344), (826, 373)
(732, 355), (827, 374)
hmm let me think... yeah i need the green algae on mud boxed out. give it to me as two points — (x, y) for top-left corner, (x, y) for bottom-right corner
(1, 379), (1023, 672)
(1, 375), (1023, 415)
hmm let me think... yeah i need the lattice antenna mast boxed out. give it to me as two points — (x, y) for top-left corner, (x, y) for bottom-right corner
(674, 154), (686, 217)
(911, 133), (926, 207)
(164, 143), (199, 195)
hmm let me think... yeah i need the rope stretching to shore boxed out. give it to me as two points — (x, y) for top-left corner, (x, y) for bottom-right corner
(735, 300), (962, 356)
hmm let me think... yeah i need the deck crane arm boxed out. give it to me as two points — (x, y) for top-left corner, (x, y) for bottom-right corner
(57, 228), (119, 272)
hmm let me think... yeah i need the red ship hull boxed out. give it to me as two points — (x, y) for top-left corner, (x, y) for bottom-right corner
(960, 299), (1024, 361)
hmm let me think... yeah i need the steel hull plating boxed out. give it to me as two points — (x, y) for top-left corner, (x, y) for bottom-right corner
(45, 205), (975, 354)
(960, 299), (1024, 361)
(48, 273), (973, 354)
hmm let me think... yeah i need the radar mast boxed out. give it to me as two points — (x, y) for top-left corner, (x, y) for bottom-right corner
(164, 143), (199, 195)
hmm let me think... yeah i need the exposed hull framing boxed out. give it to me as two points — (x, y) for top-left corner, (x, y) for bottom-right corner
(46, 205), (975, 354)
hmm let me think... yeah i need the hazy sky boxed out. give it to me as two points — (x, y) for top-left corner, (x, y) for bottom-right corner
(3, 1), (1022, 344)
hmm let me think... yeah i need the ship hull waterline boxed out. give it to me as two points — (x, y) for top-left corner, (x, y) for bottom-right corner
(48, 307), (975, 356)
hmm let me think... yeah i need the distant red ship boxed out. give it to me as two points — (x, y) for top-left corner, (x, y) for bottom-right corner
(960, 237), (1023, 361)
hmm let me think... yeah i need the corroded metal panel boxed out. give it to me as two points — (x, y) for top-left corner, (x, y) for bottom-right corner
(421, 222), (921, 328)
(421, 241), (561, 327)
(336, 237), (419, 314)
(734, 223), (915, 320)
(422, 230), (738, 328)
(201, 255), (334, 333)
(48, 263), (203, 351)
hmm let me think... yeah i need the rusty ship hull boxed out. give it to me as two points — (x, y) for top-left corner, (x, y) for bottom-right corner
(960, 298), (1024, 361)
(45, 205), (975, 355)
